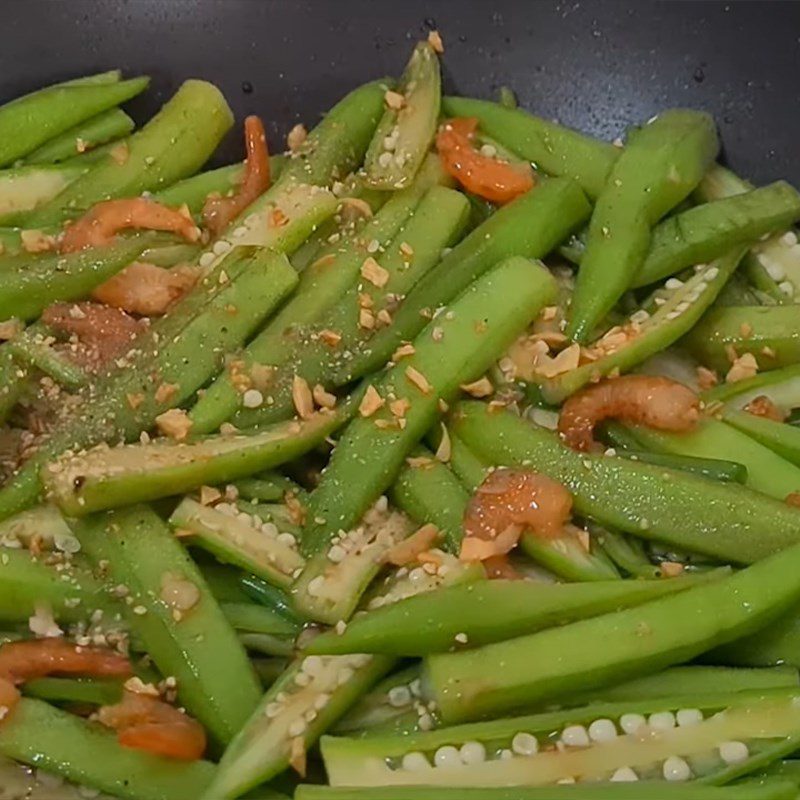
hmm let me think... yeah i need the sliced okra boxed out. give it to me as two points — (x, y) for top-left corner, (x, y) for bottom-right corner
(321, 690), (800, 788)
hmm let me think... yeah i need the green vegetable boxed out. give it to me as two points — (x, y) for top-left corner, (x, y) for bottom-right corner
(441, 96), (617, 199)
(567, 110), (719, 342)
(0, 162), (86, 225)
(0, 75), (148, 168)
(306, 572), (720, 656)
(723, 410), (800, 470)
(23, 676), (124, 707)
(0, 697), (216, 800)
(190, 155), (448, 435)
(619, 416), (800, 500)
(633, 181), (800, 287)
(26, 79), (233, 225)
(686, 305), (800, 373)
(390, 445), (469, 551)
(44, 404), (348, 515)
(321, 690), (800, 786)
(230, 182), (470, 431)
(450, 401), (800, 563)
(301, 256), (557, 558)
(22, 107), (134, 165)
(7, 323), (88, 389)
(170, 497), (305, 589)
(75, 505), (262, 746)
(606, 443), (748, 484)
(0, 235), (151, 321)
(364, 42), (440, 189)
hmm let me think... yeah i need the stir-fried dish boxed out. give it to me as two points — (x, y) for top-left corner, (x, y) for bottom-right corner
(1, 32), (800, 800)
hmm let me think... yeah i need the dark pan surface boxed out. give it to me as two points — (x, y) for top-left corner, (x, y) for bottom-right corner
(3, 1), (800, 184)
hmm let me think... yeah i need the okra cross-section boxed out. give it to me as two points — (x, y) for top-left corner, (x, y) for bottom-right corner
(320, 690), (800, 788)
(426, 542), (800, 723)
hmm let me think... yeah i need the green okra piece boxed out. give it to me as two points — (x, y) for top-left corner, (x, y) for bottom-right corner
(567, 110), (719, 342)
(26, 79), (233, 225)
(573, 665), (800, 706)
(151, 161), (244, 213)
(0, 162), (86, 226)
(696, 165), (800, 303)
(451, 401), (800, 564)
(620, 417), (800, 501)
(220, 602), (300, 637)
(702, 363), (800, 409)
(170, 497), (305, 590)
(23, 676), (124, 707)
(300, 256), (558, 557)
(21, 107), (134, 165)
(0, 75), (148, 168)
(0, 234), (151, 321)
(591, 525), (660, 579)
(75, 505), (262, 746)
(332, 664), (425, 736)
(686, 304), (800, 373)
(204, 654), (394, 800)
(723, 410), (800, 469)
(44, 405), (348, 515)
(233, 472), (304, 503)
(607, 444), (748, 484)
(296, 785), (797, 800)
(760, 761), (800, 793)
(5, 248), (297, 519)
(539, 249), (745, 402)
(633, 181), (800, 287)
(321, 689), (800, 788)
(427, 542), (800, 724)
(329, 176), (592, 389)
(445, 430), (620, 583)
(441, 96), (618, 199)
(190, 156), (447, 435)
(229, 181), (470, 431)
(390, 445), (469, 551)
(0, 547), (121, 628)
(0, 697), (216, 800)
(280, 79), (387, 187)
(306, 571), (720, 657)
(0, 503), (78, 550)
(7, 324), (88, 389)
(364, 42), (440, 189)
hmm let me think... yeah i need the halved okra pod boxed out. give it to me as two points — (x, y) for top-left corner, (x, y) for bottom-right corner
(450, 401), (800, 563)
(320, 689), (800, 789)
(567, 109), (719, 342)
(0, 162), (87, 226)
(426, 542), (800, 723)
(0, 73), (148, 168)
(364, 42), (440, 190)
(75, 505), (263, 746)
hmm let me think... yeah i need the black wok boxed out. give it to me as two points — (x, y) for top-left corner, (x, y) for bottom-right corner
(2, 0), (799, 185)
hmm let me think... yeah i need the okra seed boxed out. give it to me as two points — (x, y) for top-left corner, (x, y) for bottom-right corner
(588, 718), (617, 742)
(561, 725), (590, 747)
(779, 280), (794, 295)
(434, 745), (461, 768)
(665, 278), (683, 290)
(388, 686), (412, 707)
(676, 708), (703, 727)
(402, 752), (431, 771)
(705, 266), (719, 281)
(499, 749), (514, 760)
(199, 252), (216, 268)
(781, 231), (798, 247)
(242, 389), (264, 408)
(459, 741), (486, 764)
(288, 718), (307, 737)
(277, 532), (297, 547)
(418, 713), (434, 731)
(295, 672), (311, 687)
(718, 740), (749, 764)
(511, 732), (538, 756)
(212, 240), (232, 256)
(620, 713), (646, 734)
(307, 576), (326, 597)
(648, 711), (676, 730)
(409, 568), (426, 583)
(409, 679), (422, 697)
(305, 656), (327, 676)
(610, 766), (638, 782)
(232, 226), (248, 238)
(265, 702), (282, 718)
(663, 756), (691, 782)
